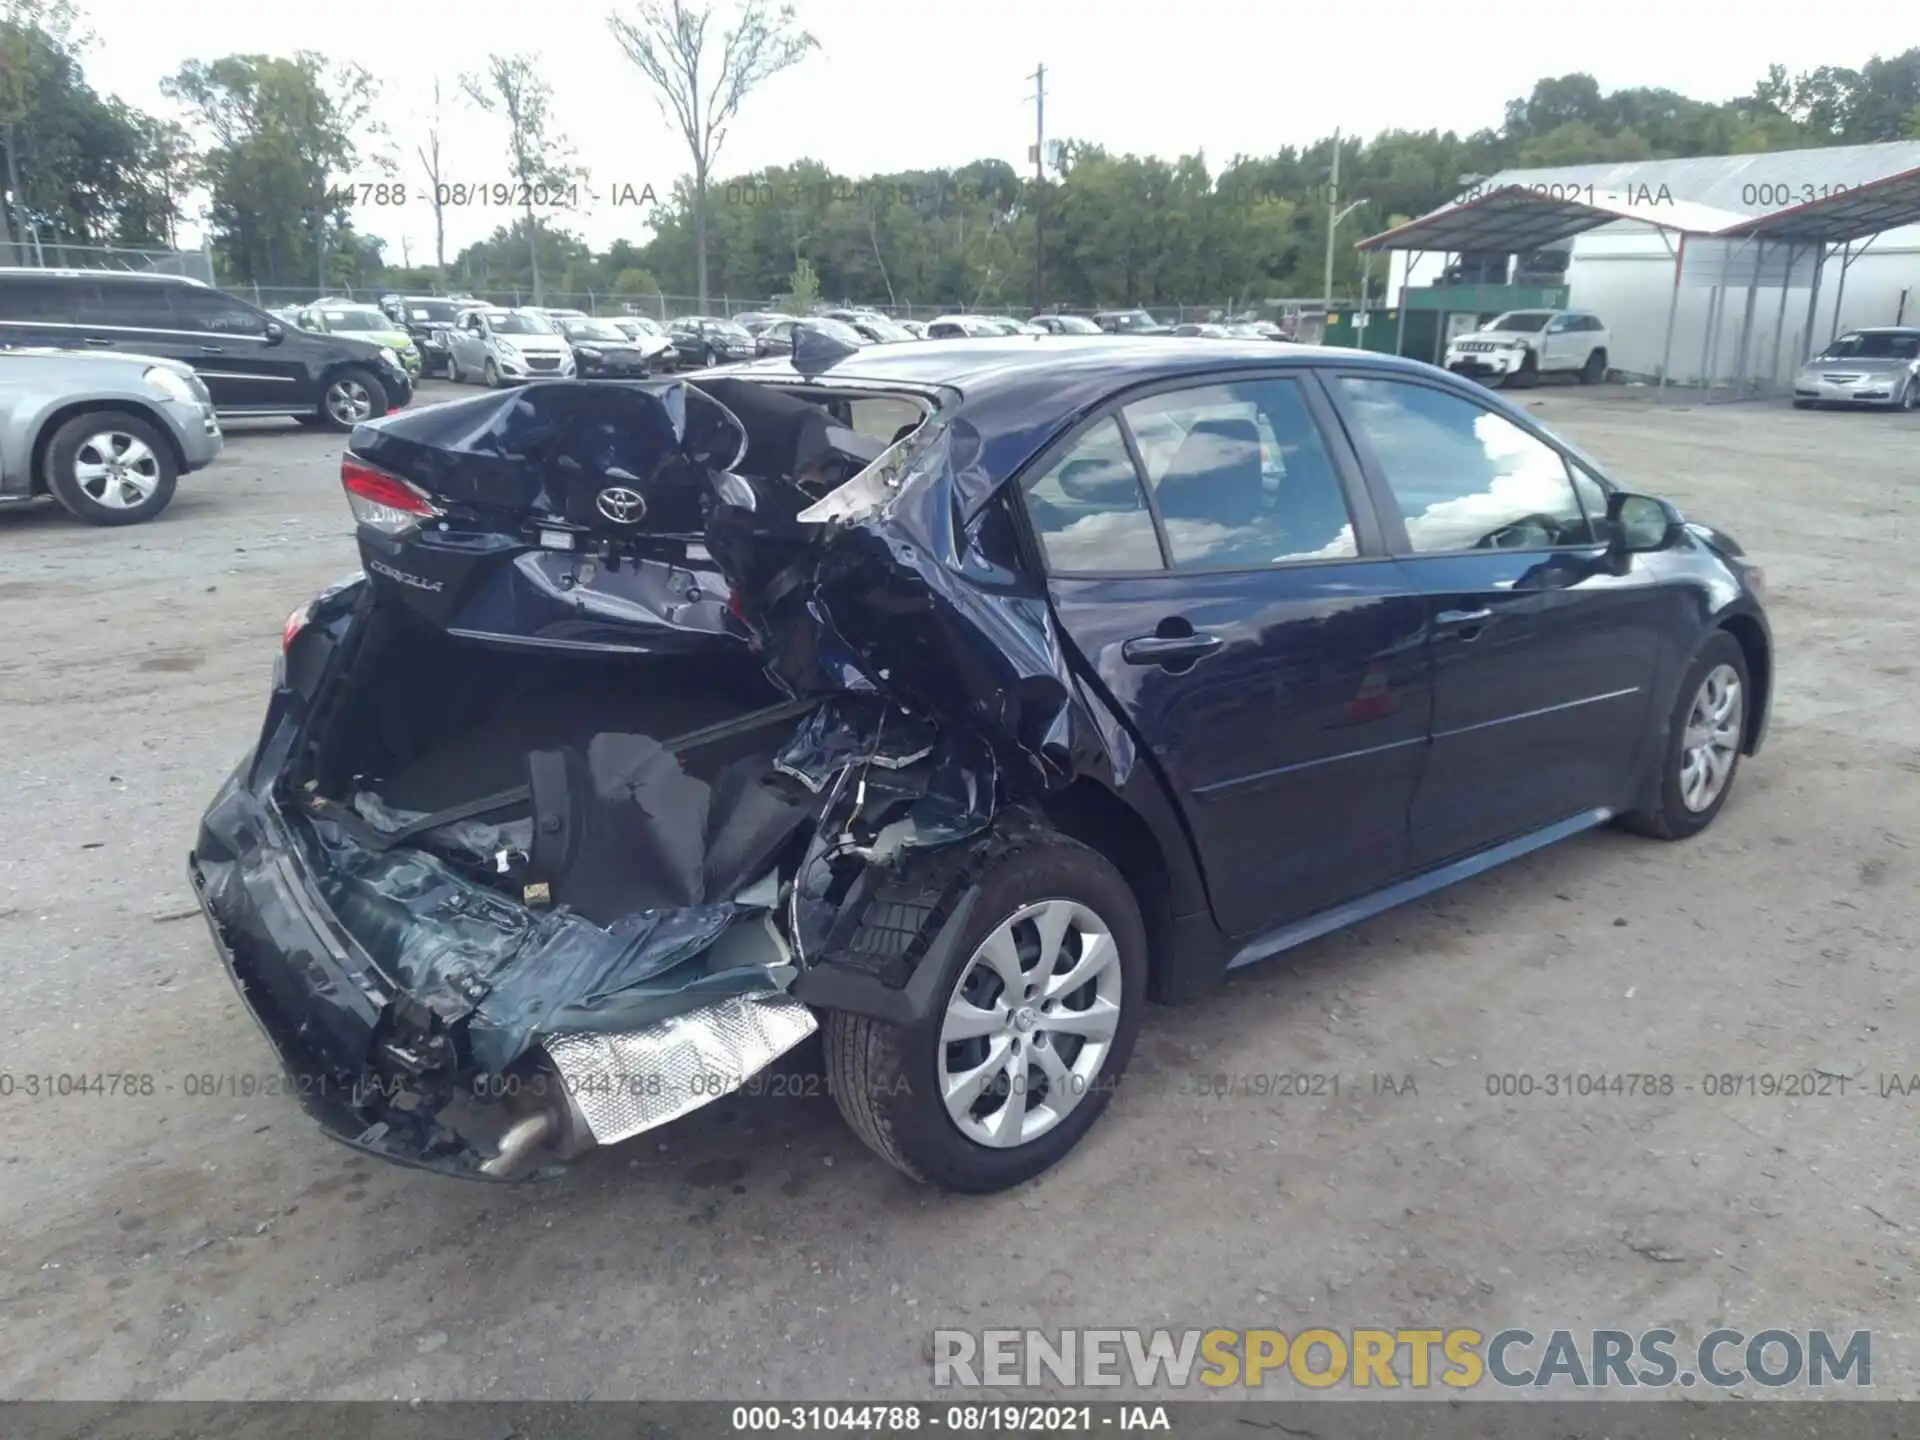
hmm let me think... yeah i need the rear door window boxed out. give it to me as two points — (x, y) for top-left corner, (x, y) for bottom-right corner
(76, 280), (177, 329)
(1023, 417), (1164, 573)
(170, 288), (269, 336)
(1120, 378), (1358, 568)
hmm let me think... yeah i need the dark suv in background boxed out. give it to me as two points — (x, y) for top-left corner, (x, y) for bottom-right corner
(0, 269), (415, 431)
(377, 294), (468, 378)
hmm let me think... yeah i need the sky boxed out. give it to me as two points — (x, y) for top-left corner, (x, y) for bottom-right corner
(71, 0), (1908, 264)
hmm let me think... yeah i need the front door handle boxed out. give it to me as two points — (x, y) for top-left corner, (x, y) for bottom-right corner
(198, 345), (226, 354)
(83, 336), (113, 347)
(1122, 632), (1224, 666)
(1435, 606), (1495, 640)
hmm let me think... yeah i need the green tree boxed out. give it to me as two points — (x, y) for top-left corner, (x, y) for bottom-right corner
(0, 1), (184, 257)
(460, 54), (579, 305)
(165, 52), (386, 288)
(608, 0), (818, 308)
(781, 254), (818, 310)
(613, 264), (661, 296)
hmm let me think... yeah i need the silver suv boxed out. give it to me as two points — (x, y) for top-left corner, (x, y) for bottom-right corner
(0, 347), (223, 524)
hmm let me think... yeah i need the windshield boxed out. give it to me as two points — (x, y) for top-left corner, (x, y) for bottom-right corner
(562, 320), (629, 341)
(319, 308), (390, 332)
(1050, 315), (1101, 334)
(860, 318), (912, 342)
(621, 316), (664, 335)
(407, 300), (462, 323)
(1485, 312), (1552, 333)
(710, 320), (751, 340)
(486, 312), (554, 335)
(1820, 331), (1920, 360)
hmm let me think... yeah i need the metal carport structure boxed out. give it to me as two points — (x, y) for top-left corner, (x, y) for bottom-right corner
(1712, 164), (1920, 385)
(1355, 185), (1789, 402)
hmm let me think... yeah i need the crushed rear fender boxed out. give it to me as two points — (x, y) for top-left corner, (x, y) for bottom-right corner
(195, 376), (1135, 1178)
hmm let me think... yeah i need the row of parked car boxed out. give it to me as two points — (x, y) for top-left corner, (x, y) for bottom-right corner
(0, 266), (1302, 527)
(250, 297), (1303, 396)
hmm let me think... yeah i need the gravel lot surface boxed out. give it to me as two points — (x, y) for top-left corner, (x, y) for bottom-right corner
(1, 379), (1916, 1401)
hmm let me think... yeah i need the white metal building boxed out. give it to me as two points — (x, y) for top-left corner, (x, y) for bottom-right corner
(1377, 141), (1920, 387)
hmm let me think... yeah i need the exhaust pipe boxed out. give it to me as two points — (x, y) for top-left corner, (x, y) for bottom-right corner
(479, 1110), (557, 1179)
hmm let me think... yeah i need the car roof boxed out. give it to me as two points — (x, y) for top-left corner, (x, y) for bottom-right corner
(741, 335), (1460, 484)
(0, 267), (206, 286)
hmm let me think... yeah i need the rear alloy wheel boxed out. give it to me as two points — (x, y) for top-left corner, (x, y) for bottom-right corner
(1580, 348), (1607, 384)
(1619, 631), (1750, 840)
(824, 816), (1146, 1192)
(44, 412), (178, 526)
(320, 367), (387, 431)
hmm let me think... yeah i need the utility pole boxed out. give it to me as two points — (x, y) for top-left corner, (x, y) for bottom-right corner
(1028, 63), (1046, 316)
(1322, 127), (1340, 319)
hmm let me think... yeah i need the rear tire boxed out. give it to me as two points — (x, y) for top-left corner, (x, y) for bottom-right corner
(43, 411), (179, 526)
(1618, 631), (1750, 841)
(319, 367), (387, 432)
(1580, 348), (1607, 384)
(824, 813), (1147, 1193)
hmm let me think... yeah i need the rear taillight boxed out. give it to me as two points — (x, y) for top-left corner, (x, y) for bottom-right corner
(283, 602), (311, 653)
(342, 455), (441, 536)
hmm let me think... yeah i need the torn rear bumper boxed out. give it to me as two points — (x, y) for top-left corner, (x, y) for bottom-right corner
(189, 770), (819, 1181)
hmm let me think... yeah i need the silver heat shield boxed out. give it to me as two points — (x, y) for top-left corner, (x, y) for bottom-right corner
(541, 991), (820, 1147)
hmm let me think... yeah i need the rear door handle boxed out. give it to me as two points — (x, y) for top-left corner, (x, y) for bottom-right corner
(198, 345), (226, 354)
(1436, 607), (1493, 626)
(83, 337), (113, 347)
(1122, 633), (1224, 666)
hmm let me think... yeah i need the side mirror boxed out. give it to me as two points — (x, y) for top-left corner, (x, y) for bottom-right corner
(263, 321), (284, 345)
(1606, 491), (1680, 554)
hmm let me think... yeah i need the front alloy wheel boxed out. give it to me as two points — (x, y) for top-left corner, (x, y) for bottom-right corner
(938, 899), (1123, 1148)
(44, 411), (179, 525)
(325, 377), (374, 426)
(1619, 630), (1751, 840)
(1679, 663), (1743, 813)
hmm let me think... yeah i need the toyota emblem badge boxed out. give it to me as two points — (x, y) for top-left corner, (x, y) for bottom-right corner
(595, 486), (648, 524)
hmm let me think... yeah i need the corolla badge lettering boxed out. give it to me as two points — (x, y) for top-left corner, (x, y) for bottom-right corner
(596, 486), (648, 524)
(367, 558), (445, 593)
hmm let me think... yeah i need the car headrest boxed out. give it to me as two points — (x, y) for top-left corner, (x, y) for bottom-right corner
(1156, 418), (1263, 527)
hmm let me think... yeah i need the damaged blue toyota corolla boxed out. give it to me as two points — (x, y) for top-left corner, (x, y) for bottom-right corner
(190, 331), (1773, 1192)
